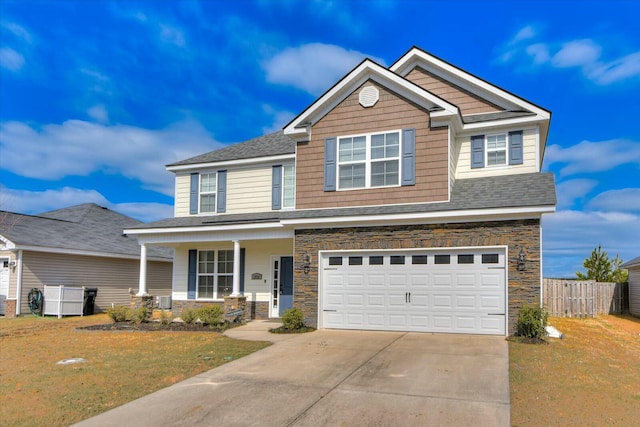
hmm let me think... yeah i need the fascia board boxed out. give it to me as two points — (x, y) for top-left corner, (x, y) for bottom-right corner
(391, 49), (551, 118)
(166, 154), (296, 173)
(12, 245), (172, 262)
(281, 206), (555, 228)
(0, 234), (16, 250)
(459, 117), (544, 134)
(135, 228), (295, 245)
(125, 221), (286, 236)
(284, 60), (458, 138)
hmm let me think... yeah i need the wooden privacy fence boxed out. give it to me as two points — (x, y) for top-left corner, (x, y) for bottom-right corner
(543, 279), (629, 318)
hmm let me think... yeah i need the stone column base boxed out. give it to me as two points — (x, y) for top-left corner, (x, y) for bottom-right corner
(223, 296), (247, 322)
(4, 299), (17, 318)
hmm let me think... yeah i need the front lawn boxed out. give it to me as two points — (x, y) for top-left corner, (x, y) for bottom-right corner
(510, 315), (640, 426)
(0, 314), (270, 426)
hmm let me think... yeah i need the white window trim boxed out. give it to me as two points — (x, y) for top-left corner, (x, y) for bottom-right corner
(336, 129), (402, 191)
(281, 164), (296, 209)
(199, 172), (217, 214)
(484, 132), (509, 168)
(196, 249), (234, 300)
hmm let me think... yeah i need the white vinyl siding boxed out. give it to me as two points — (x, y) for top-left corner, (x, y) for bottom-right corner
(629, 268), (640, 317)
(226, 166), (273, 213)
(455, 127), (538, 179)
(18, 251), (171, 315)
(174, 173), (192, 217)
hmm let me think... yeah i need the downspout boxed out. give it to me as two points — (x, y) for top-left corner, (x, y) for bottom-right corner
(539, 222), (544, 307)
(15, 249), (23, 315)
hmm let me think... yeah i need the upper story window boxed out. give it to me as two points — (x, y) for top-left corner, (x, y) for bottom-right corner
(338, 130), (400, 190)
(272, 164), (295, 210)
(199, 173), (217, 213)
(471, 130), (523, 169)
(486, 134), (507, 166)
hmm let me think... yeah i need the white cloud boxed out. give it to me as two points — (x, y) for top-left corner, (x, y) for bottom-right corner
(261, 104), (295, 134)
(555, 179), (598, 208)
(1, 22), (32, 43)
(159, 24), (186, 47)
(543, 209), (640, 277)
(0, 47), (25, 72)
(263, 43), (386, 96)
(498, 26), (640, 85)
(551, 39), (601, 68)
(87, 104), (109, 123)
(0, 186), (172, 223)
(0, 119), (222, 196)
(589, 188), (640, 212)
(545, 139), (640, 176)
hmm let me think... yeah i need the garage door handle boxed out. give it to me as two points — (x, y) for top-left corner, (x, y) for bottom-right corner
(323, 309), (337, 312)
(488, 313), (505, 316)
(405, 292), (411, 303)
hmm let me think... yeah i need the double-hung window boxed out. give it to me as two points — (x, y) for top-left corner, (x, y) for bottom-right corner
(486, 133), (507, 166)
(282, 165), (295, 208)
(199, 173), (217, 213)
(338, 130), (400, 190)
(197, 249), (234, 299)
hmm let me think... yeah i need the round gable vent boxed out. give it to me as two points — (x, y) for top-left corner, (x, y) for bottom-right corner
(359, 85), (379, 108)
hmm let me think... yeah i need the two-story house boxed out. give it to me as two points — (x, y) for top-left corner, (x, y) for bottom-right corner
(126, 47), (556, 336)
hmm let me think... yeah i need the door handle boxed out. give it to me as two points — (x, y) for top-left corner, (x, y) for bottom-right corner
(408, 292), (411, 303)
(405, 292), (408, 303)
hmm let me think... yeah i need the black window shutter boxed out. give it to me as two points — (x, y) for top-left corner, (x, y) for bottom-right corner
(187, 249), (197, 299)
(239, 248), (246, 293)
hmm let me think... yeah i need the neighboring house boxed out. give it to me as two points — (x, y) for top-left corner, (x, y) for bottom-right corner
(621, 256), (640, 317)
(0, 203), (172, 317)
(126, 47), (556, 336)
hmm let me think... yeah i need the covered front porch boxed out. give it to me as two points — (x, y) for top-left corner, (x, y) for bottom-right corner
(126, 223), (295, 320)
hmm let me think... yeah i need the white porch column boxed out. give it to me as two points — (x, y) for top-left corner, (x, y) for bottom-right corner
(231, 240), (241, 296)
(137, 244), (148, 296)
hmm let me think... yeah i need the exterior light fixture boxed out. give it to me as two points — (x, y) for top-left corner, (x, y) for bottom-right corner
(303, 254), (311, 274)
(517, 249), (526, 271)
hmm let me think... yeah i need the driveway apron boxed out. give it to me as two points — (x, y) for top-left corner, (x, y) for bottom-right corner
(74, 330), (509, 427)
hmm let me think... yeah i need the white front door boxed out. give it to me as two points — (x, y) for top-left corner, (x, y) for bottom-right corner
(321, 248), (507, 335)
(0, 259), (10, 315)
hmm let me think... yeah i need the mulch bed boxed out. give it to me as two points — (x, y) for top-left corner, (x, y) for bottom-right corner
(78, 321), (234, 333)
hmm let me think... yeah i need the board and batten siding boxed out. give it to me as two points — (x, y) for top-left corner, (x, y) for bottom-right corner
(455, 127), (539, 179)
(174, 165), (284, 217)
(630, 268), (640, 317)
(297, 80), (449, 209)
(19, 251), (171, 314)
(172, 239), (292, 303)
(405, 67), (502, 115)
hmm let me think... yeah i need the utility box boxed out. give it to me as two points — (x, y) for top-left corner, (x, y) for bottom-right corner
(43, 285), (84, 318)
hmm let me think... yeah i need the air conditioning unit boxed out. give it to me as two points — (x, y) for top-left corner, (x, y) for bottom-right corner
(157, 296), (172, 309)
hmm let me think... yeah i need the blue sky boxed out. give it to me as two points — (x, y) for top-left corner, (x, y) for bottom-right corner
(1, 0), (639, 277)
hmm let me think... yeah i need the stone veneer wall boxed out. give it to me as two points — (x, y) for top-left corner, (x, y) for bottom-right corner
(294, 219), (541, 334)
(171, 299), (270, 321)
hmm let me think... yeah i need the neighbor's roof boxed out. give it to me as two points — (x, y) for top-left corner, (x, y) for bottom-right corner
(167, 130), (296, 168)
(621, 256), (640, 269)
(0, 203), (172, 260)
(128, 172), (556, 230)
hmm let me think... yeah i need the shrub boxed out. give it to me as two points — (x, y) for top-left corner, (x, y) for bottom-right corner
(516, 305), (548, 339)
(181, 308), (197, 324)
(196, 305), (224, 326)
(159, 310), (173, 325)
(130, 307), (149, 324)
(281, 307), (305, 330)
(107, 305), (130, 323)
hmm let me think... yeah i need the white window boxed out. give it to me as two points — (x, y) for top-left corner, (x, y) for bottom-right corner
(199, 173), (216, 213)
(338, 130), (400, 190)
(486, 134), (507, 166)
(197, 249), (234, 299)
(282, 165), (295, 208)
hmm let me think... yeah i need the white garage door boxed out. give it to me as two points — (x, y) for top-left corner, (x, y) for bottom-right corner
(321, 248), (506, 335)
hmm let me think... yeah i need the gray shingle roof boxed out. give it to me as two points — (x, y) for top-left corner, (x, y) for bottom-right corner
(167, 131), (296, 167)
(0, 203), (172, 260)
(129, 172), (556, 230)
(621, 256), (640, 269)
(463, 110), (536, 124)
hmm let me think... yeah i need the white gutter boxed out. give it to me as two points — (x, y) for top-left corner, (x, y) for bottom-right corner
(166, 154), (296, 172)
(125, 221), (285, 236)
(13, 245), (172, 263)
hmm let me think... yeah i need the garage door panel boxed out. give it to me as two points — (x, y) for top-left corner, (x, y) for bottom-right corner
(322, 249), (506, 335)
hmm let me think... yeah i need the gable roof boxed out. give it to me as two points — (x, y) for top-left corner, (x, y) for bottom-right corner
(283, 58), (459, 142)
(621, 256), (640, 269)
(0, 203), (172, 260)
(167, 131), (296, 170)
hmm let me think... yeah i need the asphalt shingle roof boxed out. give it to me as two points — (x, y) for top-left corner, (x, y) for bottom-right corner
(129, 172), (556, 230)
(167, 131), (296, 167)
(0, 203), (172, 259)
(462, 110), (536, 124)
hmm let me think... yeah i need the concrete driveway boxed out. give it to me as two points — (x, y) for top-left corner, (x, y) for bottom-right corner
(75, 328), (509, 426)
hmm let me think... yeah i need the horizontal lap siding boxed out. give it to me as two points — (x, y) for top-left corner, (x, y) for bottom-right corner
(406, 67), (502, 115)
(19, 252), (171, 314)
(296, 81), (449, 209)
(455, 128), (538, 179)
(226, 167), (273, 214)
(174, 173), (191, 217)
(630, 269), (640, 316)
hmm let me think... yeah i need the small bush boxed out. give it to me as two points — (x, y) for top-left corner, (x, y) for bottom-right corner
(181, 308), (197, 324)
(130, 307), (149, 324)
(107, 306), (130, 323)
(281, 307), (305, 330)
(516, 305), (548, 339)
(159, 310), (173, 325)
(196, 305), (224, 326)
